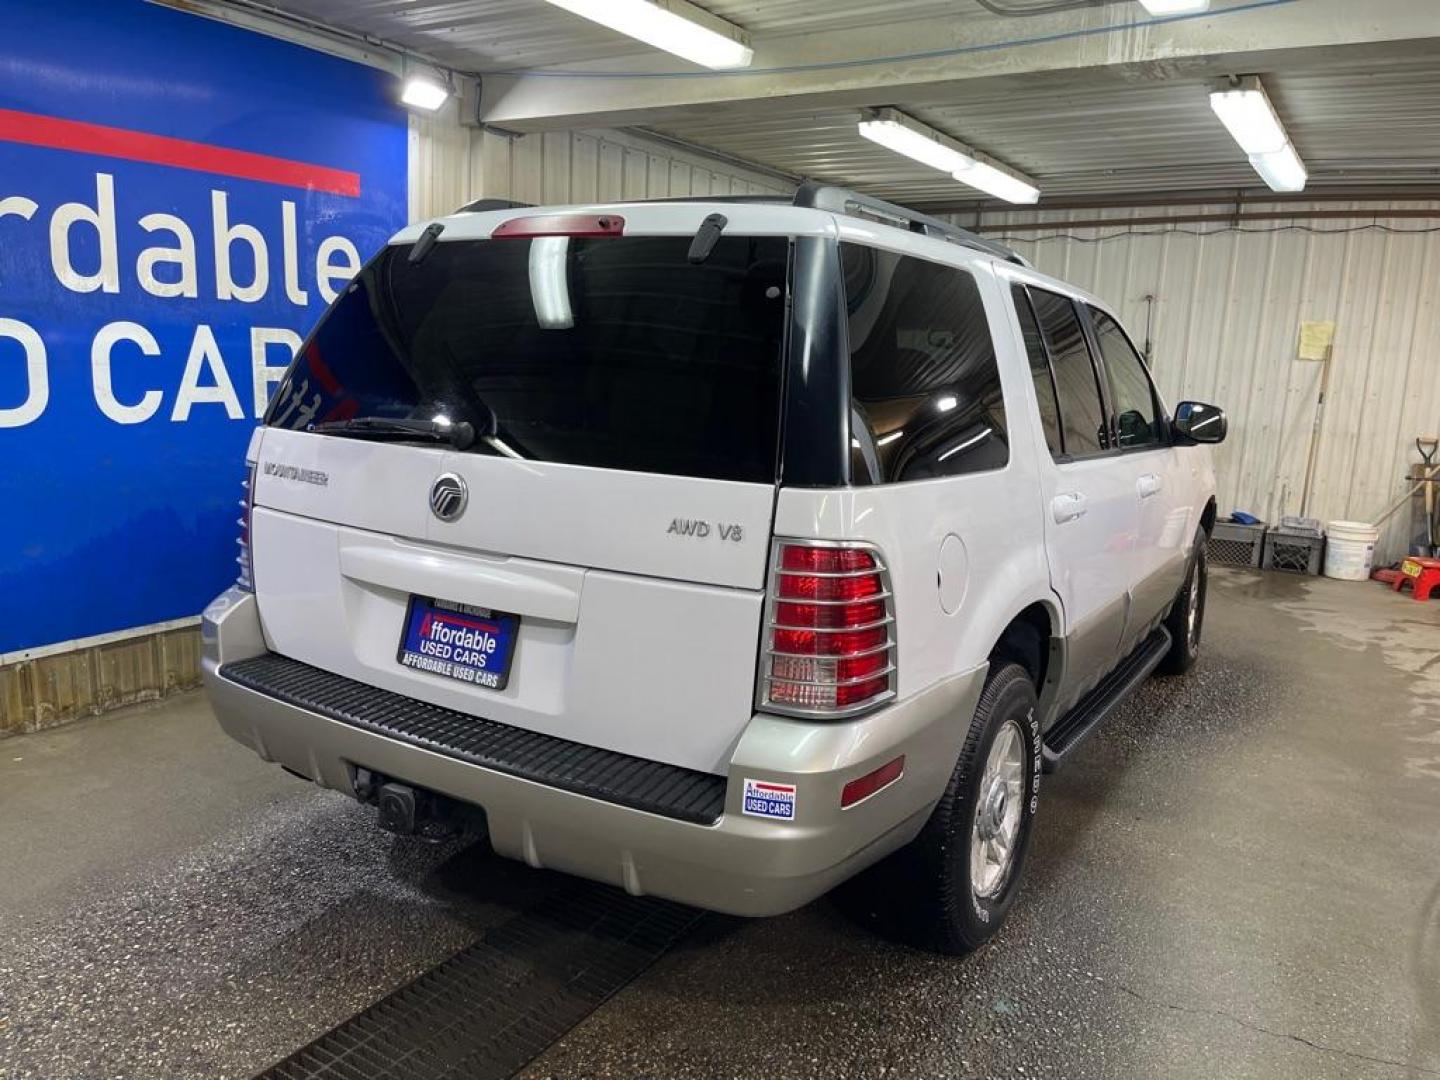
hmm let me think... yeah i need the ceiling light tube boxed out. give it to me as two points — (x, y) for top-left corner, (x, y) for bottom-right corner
(1249, 143), (1308, 193)
(1209, 77), (1288, 154)
(953, 160), (1041, 205)
(1137, 0), (1210, 13)
(1210, 76), (1307, 192)
(400, 75), (450, 111)
(858, 111), (973, 173)
(541, 0), (753, 70)
(859, 108), (1041, 205)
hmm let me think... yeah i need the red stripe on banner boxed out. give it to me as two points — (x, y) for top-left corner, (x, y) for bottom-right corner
(0, 107), (361, 196)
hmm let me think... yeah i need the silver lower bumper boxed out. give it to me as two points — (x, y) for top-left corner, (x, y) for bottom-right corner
(201, 587), (986, 916)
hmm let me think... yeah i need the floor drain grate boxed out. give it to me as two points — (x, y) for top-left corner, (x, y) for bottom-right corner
(255, 883), (702, 1080)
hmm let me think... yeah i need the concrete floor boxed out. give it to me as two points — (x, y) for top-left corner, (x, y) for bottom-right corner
(2, 568), (1438, 1079)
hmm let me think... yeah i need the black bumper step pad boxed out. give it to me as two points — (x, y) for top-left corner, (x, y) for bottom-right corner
(255, 882), (702, 1080)
(220, 654), (728, 826)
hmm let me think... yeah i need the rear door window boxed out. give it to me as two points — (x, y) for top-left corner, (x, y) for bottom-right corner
(1012, 284), (1063, 457)
(266, 234), (790, 484)
(1089, 307), (1165, 450)
(1028, 288), (1108, 457)
(840, 244), (1008, 483)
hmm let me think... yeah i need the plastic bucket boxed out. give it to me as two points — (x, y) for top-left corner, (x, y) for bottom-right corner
(1323, 520), (1379, 580)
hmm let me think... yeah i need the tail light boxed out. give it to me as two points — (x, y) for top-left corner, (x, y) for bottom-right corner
(758, 540), (896, 718)
(235, 462), (257, 592)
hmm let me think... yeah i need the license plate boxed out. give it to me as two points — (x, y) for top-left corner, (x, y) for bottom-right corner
(1403, 559), (1422, 578)
(397, 597), (519, 690)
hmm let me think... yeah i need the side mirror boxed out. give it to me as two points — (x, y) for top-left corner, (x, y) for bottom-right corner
(1173, 400), (1227, 445)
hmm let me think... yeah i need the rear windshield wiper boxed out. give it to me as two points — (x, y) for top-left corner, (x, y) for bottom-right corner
(310, 416), (475, 450)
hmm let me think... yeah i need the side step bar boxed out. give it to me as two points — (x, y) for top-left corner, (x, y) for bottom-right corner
(1042, 626), (1172, 771)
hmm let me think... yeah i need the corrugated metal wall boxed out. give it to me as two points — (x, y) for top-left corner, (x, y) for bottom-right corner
(408, 104), (792, 221)
(968, 203), (1440, 561)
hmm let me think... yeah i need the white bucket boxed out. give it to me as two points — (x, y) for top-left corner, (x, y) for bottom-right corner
(1323, 520), (1380, 580)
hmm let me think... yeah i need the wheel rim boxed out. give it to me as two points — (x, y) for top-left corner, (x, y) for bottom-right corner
(970, 718), (1026, 899)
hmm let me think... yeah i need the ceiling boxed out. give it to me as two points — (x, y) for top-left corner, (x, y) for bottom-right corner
(643, 49), (1440, 203)
(221, 0), (1440, 203)
(233, 0), (993, 73)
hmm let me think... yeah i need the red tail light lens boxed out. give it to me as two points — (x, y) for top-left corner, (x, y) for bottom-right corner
(235, 462), (256, 592)
(760, 541), (895, 717)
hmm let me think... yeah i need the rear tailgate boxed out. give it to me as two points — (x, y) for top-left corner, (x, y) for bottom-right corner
(249, 212), (797, 775)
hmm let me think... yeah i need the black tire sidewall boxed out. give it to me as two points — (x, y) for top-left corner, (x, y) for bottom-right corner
(942, 665), (1041, 947)
(1160, 530), (1207, 674)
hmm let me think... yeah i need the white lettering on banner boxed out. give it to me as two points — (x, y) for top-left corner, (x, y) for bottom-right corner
(0, 169), (372, 428)
(0, 195), (37, 223)
(50, 173), (120, 294)
(250, 327), (301, 416)
(212, 190), (270, 303)
(92, 321), (163, 424)
(0, 317), (48, 428)
(137, 213), (199, 299)
(280, 201), (309, 307)
(316, 235), (361, 304)
(172, 324), (243, 421)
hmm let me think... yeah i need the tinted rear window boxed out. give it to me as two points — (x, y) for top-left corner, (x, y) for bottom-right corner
(267, 235), (790, 483)
(840, 244), (1007, 484)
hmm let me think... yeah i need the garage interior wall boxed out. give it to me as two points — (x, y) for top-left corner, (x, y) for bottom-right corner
(407, 104), (792, 222)
(972, 203), (1440, 560)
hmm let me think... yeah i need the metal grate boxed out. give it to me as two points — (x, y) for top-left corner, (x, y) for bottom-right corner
(255, 882), (702, 1080)
(1264, 535), (1325, 575)
(220, 654), (728, 826)
(1207, 537), (1260, 567)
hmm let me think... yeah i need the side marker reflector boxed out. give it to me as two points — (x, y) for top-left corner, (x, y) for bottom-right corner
(840, 755), (905, 808)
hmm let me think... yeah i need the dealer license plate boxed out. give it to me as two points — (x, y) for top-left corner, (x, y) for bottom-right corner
(397, 596), (519, 690)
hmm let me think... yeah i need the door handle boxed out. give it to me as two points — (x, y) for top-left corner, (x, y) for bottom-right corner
(1051, 491), (1088, 524)
(1137, 473), (1162, 499)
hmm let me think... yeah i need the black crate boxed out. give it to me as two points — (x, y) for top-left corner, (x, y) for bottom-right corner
(1262, 527), (1326, 575)
(1208, 521), (1265, 567)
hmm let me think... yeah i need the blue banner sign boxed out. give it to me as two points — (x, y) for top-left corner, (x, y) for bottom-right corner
(0, 0), (408, 653)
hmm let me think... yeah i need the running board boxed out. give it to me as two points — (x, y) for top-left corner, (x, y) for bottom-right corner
(1042, 626), (1172, 771)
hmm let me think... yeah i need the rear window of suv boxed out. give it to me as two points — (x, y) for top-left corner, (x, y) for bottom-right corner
(266, 234), (790, 484)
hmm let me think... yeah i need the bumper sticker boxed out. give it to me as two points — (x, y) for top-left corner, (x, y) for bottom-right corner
(742, 778), (796, 820)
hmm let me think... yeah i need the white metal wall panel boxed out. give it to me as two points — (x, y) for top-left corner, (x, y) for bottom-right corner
(975, 204), (1440, 561)
(409, 111), (791, 222)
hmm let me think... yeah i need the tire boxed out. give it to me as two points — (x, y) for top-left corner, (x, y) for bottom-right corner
(1158, 529), (1207, 676)
(894, 662), (1041, 955)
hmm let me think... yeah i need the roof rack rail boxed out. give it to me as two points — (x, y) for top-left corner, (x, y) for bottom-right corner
(792, 182), (1028, 266)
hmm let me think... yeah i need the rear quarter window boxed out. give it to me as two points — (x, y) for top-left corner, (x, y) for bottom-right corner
(840, 244), (1008, 484)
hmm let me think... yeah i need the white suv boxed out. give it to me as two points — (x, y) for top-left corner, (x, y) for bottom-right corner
(202, 185), (1225, 953)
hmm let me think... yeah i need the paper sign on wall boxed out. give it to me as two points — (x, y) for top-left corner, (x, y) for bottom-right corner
(1298, 320), (1336, 361)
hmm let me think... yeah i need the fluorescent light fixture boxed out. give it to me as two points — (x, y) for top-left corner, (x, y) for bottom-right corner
(858, 115), (971, 173)
(401, 75), (449, 111)
(1137, 0), (1210, 13)
(859, 108), (1041, 205)
(1209, 78), (1287, 154)
(541, 0), (753, 69)
(1249, 142), (1308, 193)
(529, 236), (574, 329)
(953, 160), (1040, 205)
(1210, 76), (1307, 192)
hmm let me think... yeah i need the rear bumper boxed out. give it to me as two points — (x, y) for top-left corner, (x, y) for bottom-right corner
(201, 587), (986, 916)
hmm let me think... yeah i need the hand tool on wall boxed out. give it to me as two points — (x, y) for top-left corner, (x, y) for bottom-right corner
(1420, 436), (1439, 555)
